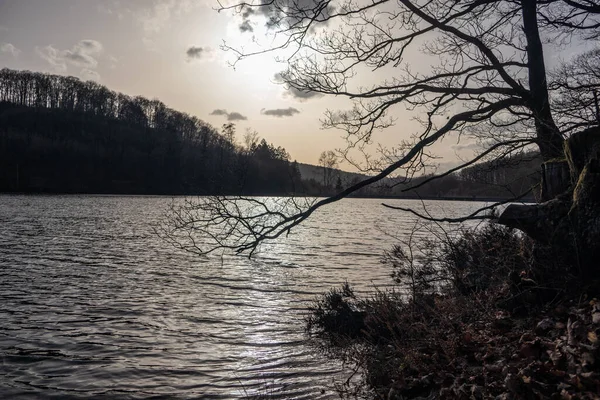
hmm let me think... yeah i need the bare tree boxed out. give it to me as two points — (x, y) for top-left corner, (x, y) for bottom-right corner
(243, 128), (260, 152)
(551, 48), (600, 132)
(162, 0), (600, 264)
(221, 122), (237, 145)
(540, 0), (600, 39)
(318, 150), (339, 187)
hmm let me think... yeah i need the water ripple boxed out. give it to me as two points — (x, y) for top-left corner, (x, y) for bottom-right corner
(0, 195), (486, 398)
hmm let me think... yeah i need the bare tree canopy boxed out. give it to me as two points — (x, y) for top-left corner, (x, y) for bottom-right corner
(551, 48), (600, 131)
(318, 150), (339, 187)
(161, 0), (600, 255)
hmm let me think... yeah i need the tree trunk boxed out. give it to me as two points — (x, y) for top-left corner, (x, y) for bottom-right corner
(540, 160), (571, 202)
(498, 127), (600, 275)
(498, 0), (600, 275)
(521, 0), (565, 160)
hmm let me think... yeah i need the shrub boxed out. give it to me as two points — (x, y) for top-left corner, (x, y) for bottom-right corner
(441, 223), (530, 296)
(306, 222), (535, 398)
(385, 222), (531, 299)
(305, 281), (365, 343)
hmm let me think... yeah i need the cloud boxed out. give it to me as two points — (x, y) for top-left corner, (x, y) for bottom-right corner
(241, 7), (255, 18)
(285, 86), (323, 101)
(261, 107), (300, 117)
(227, 112), (248, 121)
(80, 68), (101, 81)
(63, 50), (98, 68)
(138, 0), (196, 48)
(97, 1), (127, 19)
(274, 72), (324, 101)
(36, 45), (67, 72)
(210, 109), (248, 121)
(186, 46), (214, 61)
(140, 0), (176, 34)
(239, 20), (253, 33)
(186, 46), (204, 58)
(210, 109), (229, 116)
(0, 43), (21, 58)
(80, 40), (103, 52)
(66, 40), (103, 68)
(237, 0), (334, 32)
(36, 40), (103, 76)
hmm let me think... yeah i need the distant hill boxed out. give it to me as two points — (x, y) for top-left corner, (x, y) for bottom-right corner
(0, 68), (304, 195)
(296, 162), (368, 186)
(0, 68), (541, 200)
(299, 151), (541, 201)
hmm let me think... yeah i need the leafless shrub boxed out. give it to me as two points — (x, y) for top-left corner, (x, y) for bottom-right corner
(306, 222), (532, 398)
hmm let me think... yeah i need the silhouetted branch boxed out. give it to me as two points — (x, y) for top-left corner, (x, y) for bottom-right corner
(159, 98), (523, 255)
(159, 0), (600, 256)
(400, 138), (535, 192)
(381, 188), (533, 223)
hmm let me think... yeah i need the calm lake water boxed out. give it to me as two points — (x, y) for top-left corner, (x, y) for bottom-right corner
(0, 195), (488, 399)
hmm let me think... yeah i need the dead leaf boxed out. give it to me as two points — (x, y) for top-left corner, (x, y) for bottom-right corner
(588, 331), (598, 343)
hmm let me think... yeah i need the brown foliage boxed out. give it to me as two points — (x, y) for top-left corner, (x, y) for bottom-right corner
(307, 223), (600, 399)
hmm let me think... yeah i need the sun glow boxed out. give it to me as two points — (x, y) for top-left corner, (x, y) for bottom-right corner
(223, 15), (287, 81)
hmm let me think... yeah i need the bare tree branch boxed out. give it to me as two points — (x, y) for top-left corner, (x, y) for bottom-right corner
(162, 0), (600, 256)
(381, 187), (533, 223)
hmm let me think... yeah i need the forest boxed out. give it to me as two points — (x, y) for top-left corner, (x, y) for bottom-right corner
(0, 68), (312, 195)
(386, 151), (542, 201)
(0, 68), (539, 199)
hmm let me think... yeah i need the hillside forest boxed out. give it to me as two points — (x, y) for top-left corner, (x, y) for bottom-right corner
(0, 68), (539, 199)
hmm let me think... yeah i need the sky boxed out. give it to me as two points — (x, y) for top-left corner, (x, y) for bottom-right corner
(0, 0), (576, 170)
(0, 0), (360, 166)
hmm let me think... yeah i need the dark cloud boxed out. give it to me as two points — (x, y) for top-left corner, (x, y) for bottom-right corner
(261, 107), (300, 117)
(286, 86), (323, 101)
(241, 7), (255, 18)
(273, 72), (284, 83)
(187, 46), (204, 58)
(210, 109), (248, 121)
(186, 46), (214, 61)
(210, 109), (228, 116)
(186, 46), (204, 59)
(239, 0), (335, 31)
(239, 20), (253, 33)
(227, 112), (248, 121)
(273, 72), (324, 101)
(238, 0), (276, 31)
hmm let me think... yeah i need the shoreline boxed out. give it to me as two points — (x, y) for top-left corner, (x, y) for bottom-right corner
(0, 191), (534, 203)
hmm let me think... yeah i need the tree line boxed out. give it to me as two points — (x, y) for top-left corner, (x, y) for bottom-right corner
(0, 68), (546, 198)
(383, 150), (542, 200)
(0, 68), (323, 195)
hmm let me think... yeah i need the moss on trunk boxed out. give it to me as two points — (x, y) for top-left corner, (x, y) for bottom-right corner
(498, 126), (600, 276)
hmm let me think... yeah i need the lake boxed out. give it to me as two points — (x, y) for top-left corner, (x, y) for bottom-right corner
(0, 195), (489, 399)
